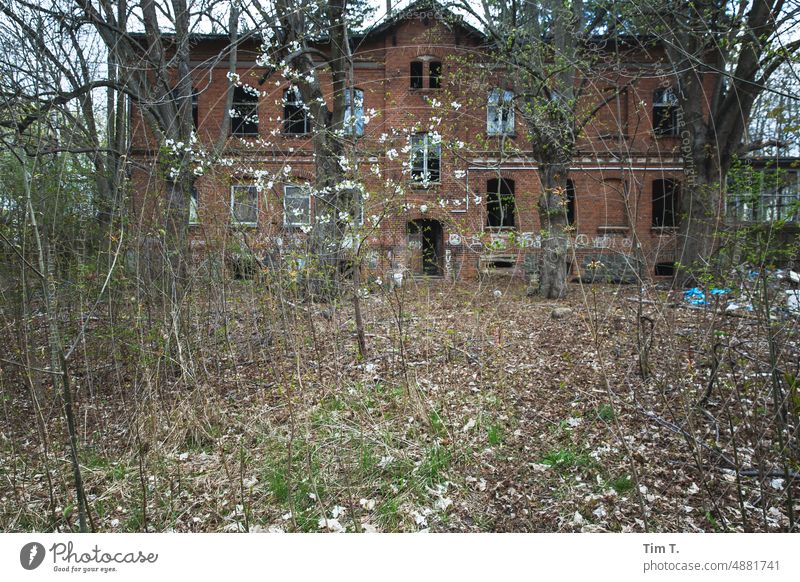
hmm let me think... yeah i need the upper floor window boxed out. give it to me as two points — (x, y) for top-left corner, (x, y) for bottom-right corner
(410, 61), (424, 89)
(189, 186), (199, 225)
(410, 59), (442, 90)
(487, 88), (515, 135)
(653, 87), (678, 136)
(344, 88), (364, 137)
(411, 133), (441, 184)
(283, 86), (309, 135)
(284, 185), (312, 226)
(231, 184), (258, 226)
(652, 179), (681, 227)
(486, 178), (516, 228)
(429, 61), (442, 89)
(231, 86), (259, 136)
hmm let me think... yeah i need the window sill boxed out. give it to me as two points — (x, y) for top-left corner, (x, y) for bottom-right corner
(651, 226), (678, 233)
(410, 87), (442, 94)
(487, 132), (517, 138)
(282, 132), (311, 137)
(409, 181), (441, 190)
(597, 225), (629, 233)
(231, 222), (258, 228)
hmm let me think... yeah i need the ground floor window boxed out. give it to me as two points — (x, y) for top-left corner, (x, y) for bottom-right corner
(231, 184), (258, 226)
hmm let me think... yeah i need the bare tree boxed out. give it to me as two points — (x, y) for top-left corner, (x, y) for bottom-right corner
(639, 0), (800, 283)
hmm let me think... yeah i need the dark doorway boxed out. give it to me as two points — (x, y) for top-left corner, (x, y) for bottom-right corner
(408, 220), (443, 276)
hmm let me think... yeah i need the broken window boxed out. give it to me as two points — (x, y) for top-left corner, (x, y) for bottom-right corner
(410, 61), (424, 89)
(429, 61), (442, 89)
(283, 86), (309, 135)
(652, 179), (680, 227)
(486, 178), (516, 228)
(411, 133), (440, 183)
(566, 179), (576, 226)
(487, 89), (515, 135)
(344, 88), (364, 136)
(231, 86), (259, 136)
(283, 185), (311, 226)
(653, 87), (678, 136)
(189, 186), (199, 225)
(231, 184), (258, 226)
(654, 262), (675, 276)
(728, 169), (800, 222)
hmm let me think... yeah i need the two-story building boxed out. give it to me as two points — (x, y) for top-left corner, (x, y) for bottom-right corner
(129, 1), (714, 282)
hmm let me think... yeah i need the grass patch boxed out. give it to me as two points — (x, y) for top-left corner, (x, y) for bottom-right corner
(594, 404), (615, 422)
(608, 475), (634, 494)
(487, 424), (503, 446)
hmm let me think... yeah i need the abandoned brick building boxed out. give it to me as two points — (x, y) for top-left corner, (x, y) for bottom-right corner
(129, 1), (799, 281)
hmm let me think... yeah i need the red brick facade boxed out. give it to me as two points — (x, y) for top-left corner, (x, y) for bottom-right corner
(129, 5), (706, 281)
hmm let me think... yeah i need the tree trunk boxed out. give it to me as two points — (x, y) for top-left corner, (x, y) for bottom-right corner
(538, 163), (570, 299)
(676, 155), (724, 286)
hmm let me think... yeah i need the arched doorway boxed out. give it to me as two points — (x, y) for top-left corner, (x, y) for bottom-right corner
(408, 220), (443, 276)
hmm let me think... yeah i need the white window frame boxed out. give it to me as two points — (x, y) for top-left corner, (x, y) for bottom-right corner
(230, 184), (258, 227)
(283, 86), (310, 135)
(653, 87), (679, 136)
(410, 133), (441, 184)
(487, 89), (515, 135)
(344, 88), (364, 137)
(189, 187), (199, 225)
(283, 184), (312, 227)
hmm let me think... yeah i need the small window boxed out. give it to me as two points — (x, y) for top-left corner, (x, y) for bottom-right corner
(429, 61), (442, 89)
(344, 89), (364, 136)
(486, 178), (516, 228)
(652, 179), (680, 227)
(284, 185), (311, 226)
(231, 184), (258, 226)
(192, 91), (199, 128)
(410, 61), (424, 89)
(566, 179), (576, 226)
(411, 134), (441, 184)
(189, 187), (199, 225)
(653, 87), (678, 136)
(487, 89), (514, 135)
(231, 86), (259, 136)
(283, 86), (309, 135)
(654, 262), (675, 276)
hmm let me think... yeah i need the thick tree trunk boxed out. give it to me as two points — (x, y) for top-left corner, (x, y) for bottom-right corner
(676, 155), (725, 286)
(537, 163), (570, 299)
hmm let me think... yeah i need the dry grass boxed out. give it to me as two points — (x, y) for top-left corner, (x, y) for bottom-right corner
(1, 277), (798, 532)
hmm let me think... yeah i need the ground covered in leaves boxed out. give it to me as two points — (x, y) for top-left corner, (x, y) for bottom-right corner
(1, 278), (798, 532)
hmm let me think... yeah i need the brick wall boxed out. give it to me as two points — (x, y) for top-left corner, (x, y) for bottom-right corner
(129, 9), (705, 281)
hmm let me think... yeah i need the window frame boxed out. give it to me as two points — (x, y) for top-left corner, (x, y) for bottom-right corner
(344, 88), (365, 137)
(410, 133), (441, 185)
(487, 88), (515, 136)
(653, 87), (679, 137)
(189, 186), (199, 225)
(230, 184), (259, 227)
(486, 178), (516, 229)
(283, 184), (312, 227)
(283, 86), (310, 135)
(429, 61), (442, 89)
(410, 61), (424, 89)
(231, 86), (260, 136)
(652, 178), (681, 228)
